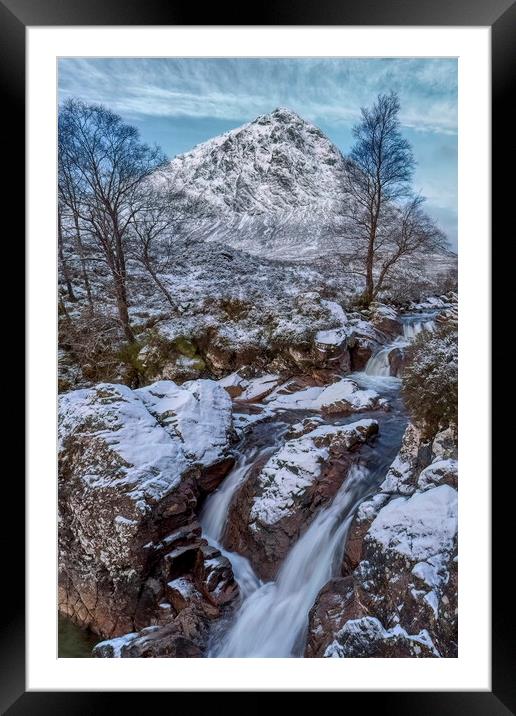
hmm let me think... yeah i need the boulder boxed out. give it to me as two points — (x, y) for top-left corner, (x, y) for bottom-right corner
(58, 379), (236, 640)
(222, 372), (281, 403)
(94, 618), (204, 658)
(341, 493), (389, 575)
(431, 426), (458, 461)
(378, 423), (427, 495)
(346, 318), (385, 370)
(93, 537), (240, 658)
(265, 377), (388, 414)
(417, 459), (458, 491)
(308, 489), (458, 658)
(224, 419), (378, 580)
(369, 303), (403, 337)
(387, 347), (404, 377)
(305, 577), (438, 658)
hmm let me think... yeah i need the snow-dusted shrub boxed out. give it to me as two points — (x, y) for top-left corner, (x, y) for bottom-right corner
(402, 323), (458, 437)
(58, 307), (125, 390)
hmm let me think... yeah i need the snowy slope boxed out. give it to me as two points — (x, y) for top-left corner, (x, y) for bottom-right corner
(157, 108), (353, 260)
(156, 107), (456, 271)
(161, 107), (349, 217)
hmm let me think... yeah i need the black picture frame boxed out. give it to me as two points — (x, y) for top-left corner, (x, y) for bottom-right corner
(5, 0), (512, 710)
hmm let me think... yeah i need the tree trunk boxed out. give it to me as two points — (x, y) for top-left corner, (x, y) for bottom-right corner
(362, 225), (376, 305)
(147, 266), (176, 309)
(110, 213), (134, 342)
(362, 196), (382, 306)
(73, 212), (94, 310)
(141, 248), (176, 309)
(113, 274), (135, 342)
(58, 210), (76, 302)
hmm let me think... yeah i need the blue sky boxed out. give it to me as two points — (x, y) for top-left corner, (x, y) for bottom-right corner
(58, 58), (457, 250)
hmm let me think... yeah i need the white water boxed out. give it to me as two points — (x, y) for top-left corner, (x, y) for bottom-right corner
(200, 315), (426, 656)
(364, 347), (393, 377)
(403, 318), (435, 340)
(200, 453), (263, 601)
(201, 458), (254, 543)
(365, 315), (436, 377)
(210, 464), (369, 657)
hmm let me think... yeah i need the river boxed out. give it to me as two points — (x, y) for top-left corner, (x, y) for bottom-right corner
(200, 313), (435, 657)
(59, 312), (435, 657)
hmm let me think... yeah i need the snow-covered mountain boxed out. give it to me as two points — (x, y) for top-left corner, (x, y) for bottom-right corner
(157, 107), (456, 270)
(157, 108), (353, 260)
(162, 107), (349, 217)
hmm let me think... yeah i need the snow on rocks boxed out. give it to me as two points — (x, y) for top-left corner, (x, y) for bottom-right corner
(307, 421), (458, 658)
(366, 485), (458, 563)
(417, 459), (458, 491)
(323, 617), (439, 658)
(265, 377), (387, 414)
(249, 439), (331, 527)
(93, 540), (240, 658)
(315, 300), (349, 347)
(407, 293), (456, 313)
(346, 318), (386, 371)
(224, 419), (378, 580)
(378, 423), (423, 496)
(136, 379), (234, 471)
(431, 426), (458, 461)
(368, 303), (403, 337)
(58, 379), (236, 640)
(219, 371), (280, 402)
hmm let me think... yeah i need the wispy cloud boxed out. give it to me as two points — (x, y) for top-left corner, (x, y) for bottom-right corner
(58, 58), (457, 136)
(58, 57), (458, 249)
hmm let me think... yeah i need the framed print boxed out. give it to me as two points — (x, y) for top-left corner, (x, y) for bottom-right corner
(4, 0), (512, 709)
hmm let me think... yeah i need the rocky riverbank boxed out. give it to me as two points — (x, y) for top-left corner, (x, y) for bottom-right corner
(58, 297), (458, 658)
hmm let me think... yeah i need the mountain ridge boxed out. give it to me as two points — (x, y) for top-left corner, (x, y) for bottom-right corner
(160, 107), (350, 219)
(156, 107), (455, 267)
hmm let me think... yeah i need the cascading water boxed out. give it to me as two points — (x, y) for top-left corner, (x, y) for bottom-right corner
(364, 347), (393, 377)
(199, 321), (417, 658)
(201, 458), (262, 600)
(201, 458), (254, 543)
(200, 429), (287, 600)
(201, 453), (263, 601)
(403, 317), (435, 340)
(210, 464), (369, 657)
(365, 313), (436, 377)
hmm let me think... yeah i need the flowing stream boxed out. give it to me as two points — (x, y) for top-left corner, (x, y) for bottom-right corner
(208, 464), (369, 657)
(365, 313), (436, 377)
(200, 312), (437, 657)
(59, 312), (436, 657)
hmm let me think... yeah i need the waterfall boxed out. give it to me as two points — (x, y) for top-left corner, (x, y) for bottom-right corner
(200, 447), (276, 601)
(364, 347), (392, 377)
(210, 464), (369, 657)
(403, 318), (435, 340)
(201, 430), (285, 542)
(201, 458), (254, 543)
(365, 313), (436, 377)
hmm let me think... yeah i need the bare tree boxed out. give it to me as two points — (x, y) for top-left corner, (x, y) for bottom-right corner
(58, 206), (76, 302)
(58, 151), (94, 309)
(58, 99), (167, 342)
(371, 195), (447, 298)
(128, 185), (177, 309)
(345, 91), (416, 304)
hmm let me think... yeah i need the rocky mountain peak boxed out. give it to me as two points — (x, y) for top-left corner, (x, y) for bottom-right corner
(255, 106), (305, 124)
(161, 107), (348, 219)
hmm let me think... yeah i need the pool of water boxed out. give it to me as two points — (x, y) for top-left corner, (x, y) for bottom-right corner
(58, 614), (99, 657)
